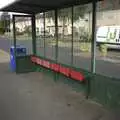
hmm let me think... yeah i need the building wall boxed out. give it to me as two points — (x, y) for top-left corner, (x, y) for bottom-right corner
(97, 9), (120, 27)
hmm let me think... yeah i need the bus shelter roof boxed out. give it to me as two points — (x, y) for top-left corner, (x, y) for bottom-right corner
(0, 0), (93, 14)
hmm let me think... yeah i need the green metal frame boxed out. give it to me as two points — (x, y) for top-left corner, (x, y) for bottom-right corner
(71, 7), (74, 66)
(32, 14), (36, 55)
(91, 0), (96, 73)
(13, 15), (16, 63)
(11, 0), (120, 108)
(33, 2), (120, 108)
(55, 9), (58, 62)
(34, 54), (120, 108)
(43, 12), (46, 57)
(12, 14), (36, 73)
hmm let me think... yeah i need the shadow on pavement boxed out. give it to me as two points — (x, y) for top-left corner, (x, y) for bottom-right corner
(0, 62), (119, 120)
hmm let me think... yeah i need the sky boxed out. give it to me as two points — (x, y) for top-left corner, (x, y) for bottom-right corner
(0, 0), (16, 9)
(0, 0), (16, 15)
(0, 0), (28, 15)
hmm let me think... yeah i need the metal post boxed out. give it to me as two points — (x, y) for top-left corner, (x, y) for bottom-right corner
(91, 0), (97, 73)
(54, 9), (59, 82)
(89, 11), (91, 33)
(55, 9), (58, 62)
(43, 12), (46, 58)
(12, 15), (17, 72)
(12, 16), (16, 59)
(71, 7), (74, 67)
(32, 14), (36, 55)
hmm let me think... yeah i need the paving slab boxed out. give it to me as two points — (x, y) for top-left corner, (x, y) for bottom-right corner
(0, 61), (109, 120)
(0, 50), (118, 120)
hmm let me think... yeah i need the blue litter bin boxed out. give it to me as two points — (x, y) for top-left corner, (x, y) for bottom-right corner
(10, 45), (26, 71)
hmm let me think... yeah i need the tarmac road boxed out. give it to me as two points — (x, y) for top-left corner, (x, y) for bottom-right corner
(0, 36), (10, 53)
(0, 36), (120, 79)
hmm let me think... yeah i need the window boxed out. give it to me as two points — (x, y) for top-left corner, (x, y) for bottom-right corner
(73, 4), (92, 70)
(15, 16), (33, 55)
(96, 0), (120, 78)
(45, 11), (56, 60)
(57, 8), (72, 65)
(36, 13), (44, 56)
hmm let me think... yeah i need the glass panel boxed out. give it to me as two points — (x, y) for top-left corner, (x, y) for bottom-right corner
(0, 13), (11, 53)
(10, 17), (14, 49)
(58, 8), (72, 65)
(45, 11), (56, 60)
(8, 16), (13, 56)
(2, 13), (11, 39)
(36, 13), (44, 57)
(15, 16), (33, 55)
(96, 0), (120, 78)
(73, 4), (92, 70)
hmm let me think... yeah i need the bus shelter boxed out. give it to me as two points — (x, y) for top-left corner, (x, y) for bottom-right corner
(1, 0), (120, 108)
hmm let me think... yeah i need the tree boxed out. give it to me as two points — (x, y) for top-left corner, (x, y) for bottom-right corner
(45, 11), (55, 37)
(43, 6), (87, 39)
(24, 25), (32, 36)
(45, 11), (55, 22)
(58, 8), (72, 39)
(0, 12), (10, 32)
(0, 20), (5, 34)
(73, 5), (86, 21)
(57, 6), (87, 39)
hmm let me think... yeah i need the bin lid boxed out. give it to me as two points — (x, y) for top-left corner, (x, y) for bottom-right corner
(11, 45), (26, 49)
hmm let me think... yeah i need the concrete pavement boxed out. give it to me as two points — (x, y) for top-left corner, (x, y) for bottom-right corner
(0, 62), (106, 120)
(0, 49), (10, 63)
(0, 48), (120, 120)
(0, 36), (10, 53)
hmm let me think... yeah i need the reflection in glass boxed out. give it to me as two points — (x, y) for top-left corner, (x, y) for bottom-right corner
(57, 8), (72, 65)
(15, 17), (33, 55)
(73, 4), (92, 70)
(45, 11), (56, 60)
(36, 13), (44, 56)
(96, 0), (120, 78)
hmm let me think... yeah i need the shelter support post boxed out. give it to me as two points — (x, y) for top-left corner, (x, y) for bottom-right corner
(32, 14), (36, 55)
(54, 9), (59, 81)
(55, 9), (58, 62)
(43, 12), (46, 58)
(91, 0), (97, 73)
(71, 6), (74, 66)
(12, 15), (17, 65)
